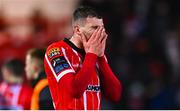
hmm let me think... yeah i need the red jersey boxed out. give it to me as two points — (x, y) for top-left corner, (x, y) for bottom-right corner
(44, 38), (122, 110)
(0, 82), (33, 109)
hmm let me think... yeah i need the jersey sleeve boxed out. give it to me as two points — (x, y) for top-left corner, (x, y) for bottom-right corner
(44, 46), (75, 82)
(98, 55), (122, 102)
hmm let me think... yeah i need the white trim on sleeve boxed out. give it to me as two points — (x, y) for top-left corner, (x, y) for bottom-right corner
(45, 54), (75, 82)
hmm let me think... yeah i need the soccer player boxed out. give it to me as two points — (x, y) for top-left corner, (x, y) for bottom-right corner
(25, 48), (54, 110)
(0, 59), (33, 109)
(44, 6), (122, 110)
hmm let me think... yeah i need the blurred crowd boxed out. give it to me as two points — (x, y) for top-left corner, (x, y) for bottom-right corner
(0, 0), (180, 109)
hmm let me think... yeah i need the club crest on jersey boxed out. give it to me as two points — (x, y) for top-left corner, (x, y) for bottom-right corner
(48, 48), (61, 58)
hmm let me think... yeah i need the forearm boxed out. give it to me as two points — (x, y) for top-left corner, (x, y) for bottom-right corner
(98, 56), (122, 102)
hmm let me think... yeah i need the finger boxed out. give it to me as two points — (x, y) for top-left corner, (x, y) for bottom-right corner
(80, 32), (87, 43)
(94, 27), (103, 41)
(99, 28), (106, 43)
(101, 34), (107, 55)
(88, 27), (100, 41)
(101, 33), (107, 44)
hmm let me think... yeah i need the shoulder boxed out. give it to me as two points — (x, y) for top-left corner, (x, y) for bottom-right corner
(46, 38), (73, 52)
(45, 40), (66, 58)
(45, 39), (74, 60)
(46, 40), (64, 51)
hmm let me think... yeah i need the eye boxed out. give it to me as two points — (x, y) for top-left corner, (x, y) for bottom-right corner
(92, 26), (98, 29)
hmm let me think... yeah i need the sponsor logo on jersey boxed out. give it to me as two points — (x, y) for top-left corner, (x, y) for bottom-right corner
(51, 56), (70, 74)
(86, 85), (100, 92)
(48, 48), (61, 58)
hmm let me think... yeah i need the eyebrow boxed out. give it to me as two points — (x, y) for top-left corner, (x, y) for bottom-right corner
(91, 24), (104, 29)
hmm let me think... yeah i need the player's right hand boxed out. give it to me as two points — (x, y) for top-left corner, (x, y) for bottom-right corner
(80, 27), (107, 57)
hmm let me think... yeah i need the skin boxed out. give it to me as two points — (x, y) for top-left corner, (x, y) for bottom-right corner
(1, 67), (23, 84)
(25, 54), (39, 80)
(70, 17), (108, 57)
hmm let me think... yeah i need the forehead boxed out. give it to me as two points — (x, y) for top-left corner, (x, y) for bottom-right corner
(26, 54), (33, 62)
(26, 54), (31, 59)
(85, 17), (103, 26)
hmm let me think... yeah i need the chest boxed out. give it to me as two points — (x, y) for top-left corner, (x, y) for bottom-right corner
(67, 49), (100, 86)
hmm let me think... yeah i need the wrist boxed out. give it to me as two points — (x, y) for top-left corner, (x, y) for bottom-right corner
(86, 52), (98, 57)
(99, 54), (105, 58)
(86, 53), (98, 60)
(85, 53), (98, 65)
(98, 55), (107, 62)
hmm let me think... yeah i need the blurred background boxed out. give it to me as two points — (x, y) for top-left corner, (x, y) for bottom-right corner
(0, 0), (180, 109)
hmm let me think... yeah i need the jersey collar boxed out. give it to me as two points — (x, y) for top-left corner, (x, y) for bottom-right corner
(64, 38), (85, 55)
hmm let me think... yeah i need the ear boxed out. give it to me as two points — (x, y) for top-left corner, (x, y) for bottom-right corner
(4, 69), (11, 76)
(74, 25), (81, 36)
(33, 64), (38, 72)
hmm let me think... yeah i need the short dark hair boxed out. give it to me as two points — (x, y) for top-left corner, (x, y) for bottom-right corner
(2, 59), (24, 77)
(27, 48), (46, 70)
(27, 48), (45, 61)
(73, 6), (102, 22)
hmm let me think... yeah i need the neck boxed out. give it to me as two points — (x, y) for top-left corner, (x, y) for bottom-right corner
(33, 71), (40, 80)
(69, 34), (84, 49)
